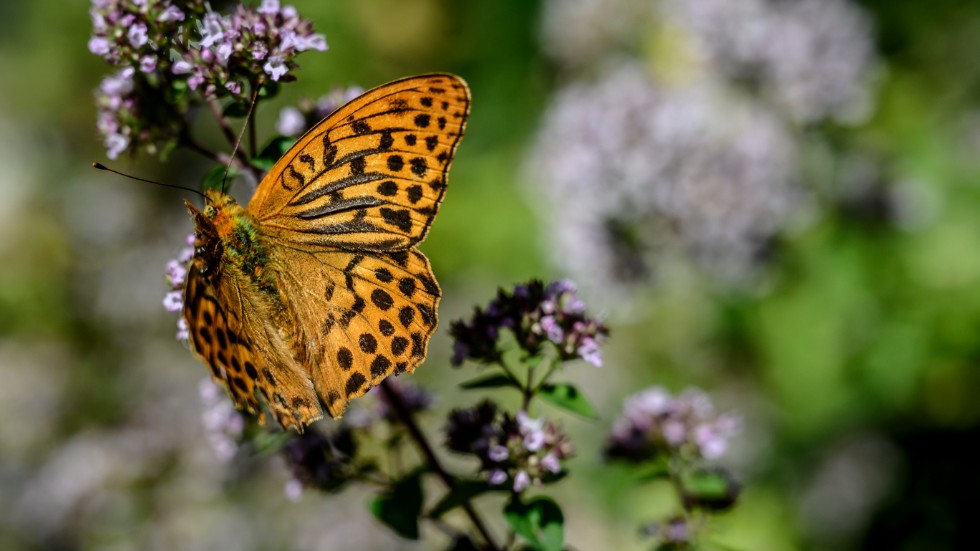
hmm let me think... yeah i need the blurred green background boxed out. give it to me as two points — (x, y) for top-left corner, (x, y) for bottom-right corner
(2, 1), (980, 549)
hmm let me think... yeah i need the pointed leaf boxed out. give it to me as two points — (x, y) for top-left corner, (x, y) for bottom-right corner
(539, 383), (598, 419)
(680, 467), (740, 512)
(258, 80), (280, 99)
(503, 497), (564, 551)
(370, 471), (424, 539)
(459, 372), (522, 391)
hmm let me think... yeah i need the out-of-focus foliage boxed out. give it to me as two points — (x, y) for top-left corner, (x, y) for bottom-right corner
(2, 0), (979, 549)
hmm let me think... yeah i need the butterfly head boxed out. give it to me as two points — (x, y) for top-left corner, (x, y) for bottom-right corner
(183, 189), (241, 280)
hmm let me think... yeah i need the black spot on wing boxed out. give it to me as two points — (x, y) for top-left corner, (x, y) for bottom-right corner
(388, 155), (404, 172)
(380, 208), (412, 232)
(410, 157), (427, 178)
(337, 347), (354, 370)
(377, 180), (398, 196)
(371, 355), (392, 378)
(371, 289), (394, 310)
(407, 185), (423, 204)
(345, 372), (366, 397)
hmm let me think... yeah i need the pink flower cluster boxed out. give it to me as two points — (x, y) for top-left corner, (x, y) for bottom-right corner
(605, 386), (740, 463)
(89, 0), (327, 159)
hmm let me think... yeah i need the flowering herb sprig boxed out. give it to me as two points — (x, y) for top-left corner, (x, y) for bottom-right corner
(446, 402), (574, 493)
(89, 0), (326, 160)
(437, 280), (609, 549)
(605, 387), (742, 549)
(451, 279), (607, 369)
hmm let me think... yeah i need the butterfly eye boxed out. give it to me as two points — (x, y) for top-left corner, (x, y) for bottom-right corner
(204, 205), (216, 217)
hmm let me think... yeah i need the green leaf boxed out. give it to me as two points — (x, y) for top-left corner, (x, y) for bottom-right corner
(429, 479), (497, 518)
(202, 164), (234, 193)
(252, 136), (296, 172)
(459, 372), (522, 391)
(503, 497), (564, 551)
(680, 468), (740, 512)
(248, 430), (292, 454)
(370, 471), (424, 540)
(538, 383), (598, 419)
(635, 459), (671, 482)
(258, 80), (280, 99)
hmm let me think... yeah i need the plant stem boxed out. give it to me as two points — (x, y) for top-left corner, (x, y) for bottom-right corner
(379, 379), (500, 551)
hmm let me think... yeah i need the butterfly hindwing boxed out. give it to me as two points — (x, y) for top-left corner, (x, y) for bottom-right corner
(247, 74), (471, 251)
(269, 244), (440, 417)
(184, 264), (321, 430)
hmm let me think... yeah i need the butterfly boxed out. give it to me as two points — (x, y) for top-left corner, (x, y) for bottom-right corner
(182, 74), (470, 431)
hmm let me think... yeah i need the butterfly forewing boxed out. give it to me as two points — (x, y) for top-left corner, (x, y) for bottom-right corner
(248, 74), (471, 251)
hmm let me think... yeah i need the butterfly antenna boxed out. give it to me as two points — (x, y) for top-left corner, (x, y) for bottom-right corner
(222, 87), (261, 193)
(92, 162), (206, 199)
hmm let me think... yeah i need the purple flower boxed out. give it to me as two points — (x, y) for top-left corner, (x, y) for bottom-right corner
(251, 42), (268, 60)
(90, 0), (328, 158)
(167, 261), (189, 286)
(488, 444), (510, 462)
(199, 379), (244, 461)
(284, 478), (304, 502)
(104, 133), (129, 160)
(488, 469), (508, 486)
(163, 234), (194, 339)
(540, 453), (561, 473)
(126, 22), (148, 47)
(88, 36), (111, 56)
(641, 516), (692, 546)
(450, 279), (608, 367)
(199, 12), (225, 48)
(517, 412), (546, 452)
(157, 5), (184, 22)
(445, 402), (574, 493)
(171, 60), (192, 74)
(263, 55), (287, 81)
(258, 0), (281, 15)
(513, 470), (531, 492)
(162, 291), (183, 312)
(605, 386), (740, 463)
(139, 55), (156, 73)
(276, 106), (306, 136)
(176, 317), (189, 341)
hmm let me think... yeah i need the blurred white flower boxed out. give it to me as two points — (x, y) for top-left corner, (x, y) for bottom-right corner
(529, 63), (800, 300)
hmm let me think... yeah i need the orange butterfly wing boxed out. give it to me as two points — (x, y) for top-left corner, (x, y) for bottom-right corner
(183, 256), (321, 430)
(180, 74), (470, 425)
(248, 73), (471, 251)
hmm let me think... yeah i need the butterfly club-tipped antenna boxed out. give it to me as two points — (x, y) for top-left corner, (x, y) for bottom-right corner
(92, 162), (207, 200)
